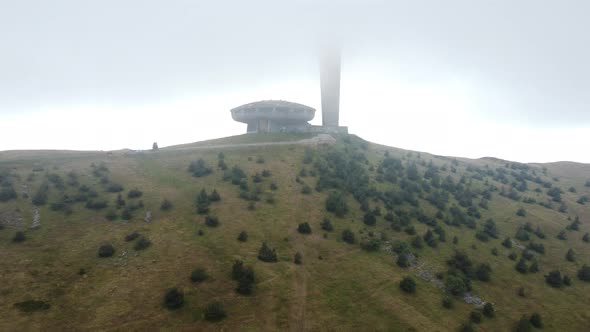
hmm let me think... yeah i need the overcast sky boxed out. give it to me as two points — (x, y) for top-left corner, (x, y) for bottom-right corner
(1, 0), (589, 163)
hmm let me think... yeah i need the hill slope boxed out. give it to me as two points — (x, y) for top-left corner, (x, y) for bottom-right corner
(0, 134), (589, 331)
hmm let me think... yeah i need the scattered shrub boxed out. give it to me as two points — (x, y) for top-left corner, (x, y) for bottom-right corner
(442, 296), (454, 309)
(301, 185), (312, 194)
(475, 263), (492, 282)
(190, 267), (208, 283)
(363, 212), (376, 226)
(205, 215), (220, 228)
(360, 238), (381, 252)
(294, 252), (302, 265)
(544, 270), (564, 288)
(163, 288), (184, 309)
(342, 229), (355, 244)
(12, 231), (26, 243)
(188, 159), (212, 177)
(530, 313), (543, 328)
(98, 244), (115, 257)
(446, 275), (467, 295)
(578, 265), (590, 281)
(237, 231), (248, 242)
(297, 222), (312, 234)
(196, 189), (210, 214)
(470, 311), (482, 324)
(124, 232), (140, 242)
(325, 191), (348, 217)
(85, 199), (108, 210)
(134, 237), (151, 251)
(209, 189), (221, 202)
(257, 242), (278, 262)
(203, 302), (226, 321)
(13, 300), (50, 313)
(160, 199), (173, 211)
(106, 183), (124, 193)
(566, 248), (576, 262)
(121, 207), (133, 220)
(127, 189), (143, 198)
(399, 276), (416, 293)
(105, 210), (118, 221)
(514, 315), (532, 332)
(483, 303), (495, 318)
(397, 253), (410, 268)
(320, 218), (333, 232)
(232, 261), (255, 295)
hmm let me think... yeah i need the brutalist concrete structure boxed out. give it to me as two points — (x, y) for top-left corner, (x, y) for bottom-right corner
(231, 100), (316, 133)
(231, 48), (347, 134)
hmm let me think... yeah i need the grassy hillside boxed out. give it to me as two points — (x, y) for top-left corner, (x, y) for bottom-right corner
(0, 134), (589, 331)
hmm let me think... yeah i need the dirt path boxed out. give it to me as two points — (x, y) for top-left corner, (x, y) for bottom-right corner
(163, 134), (337, 152)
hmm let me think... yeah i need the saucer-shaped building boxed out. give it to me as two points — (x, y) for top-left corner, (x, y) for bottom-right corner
(230, 100), (316, 133)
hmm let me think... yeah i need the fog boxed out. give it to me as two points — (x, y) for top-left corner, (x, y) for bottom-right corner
(1, 0), (589, 162)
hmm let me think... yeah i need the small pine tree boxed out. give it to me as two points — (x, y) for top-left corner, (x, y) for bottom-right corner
(566, 248), (576, 262)
(514, 315), (533, 332)
(124, 231), (140, 242)
(203, 302), (226, 321)
(557, 230), (567, 240)
(163, 288), (184, 309)
(237, 231), (248, 242)
(160, 199), (173, 211)
(205, 215), (220, 228)
(397, 253), (410, 268)
(483, 303), (495, 318)
(152, 142), (158, 150)
(529, 261), (539, 273)
(578, 265), (590, 281)
(399, 276), (416, 293)
(516, 259), (528, 274)
(411, 236), (423, 249)
(470, 311), (482, 324)
(209, 189), (221, 202)
(502, 237), (513, 248)
(545, 270), (563, 288)
(529, 313), (543, 328)
(320, 218), (333, 232)
(190, 267), (208, 283)
(134, 237), (151, 250)
(257, 242), (278, 262)
(342, 229), (355, 244)
(196, 189), (210, 214)
(442, 296), (454, 309)
(294, 252), (302, 265)
(363, 212), (376, 226)
(231, 260), (245, 280)
(583, 233), (590, 243)
(12, 231), (26, 243)
(235, 266), (255, 295)
(297, 222), (312, 234)
(98, 244), (115, 257)
(476, 263), (492, 281)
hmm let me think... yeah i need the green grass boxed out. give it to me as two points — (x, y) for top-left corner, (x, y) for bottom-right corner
(0, 134), (589, 331)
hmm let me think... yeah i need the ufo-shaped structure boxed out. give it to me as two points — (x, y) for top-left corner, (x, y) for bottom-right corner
(230, 100), (316, 133)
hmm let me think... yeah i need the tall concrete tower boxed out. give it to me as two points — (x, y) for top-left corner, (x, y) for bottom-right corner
(320, 48), (341, 127)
